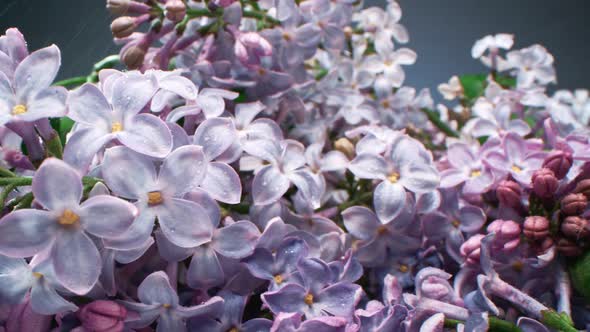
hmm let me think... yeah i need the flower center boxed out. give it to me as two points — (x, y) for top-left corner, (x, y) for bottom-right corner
(282, 32), (292, 41)
(58, 209), (80, 226)
(33, 272), (43, 278)
(162, 303), (171, 308)
(273, 274), (284, 285)
(511, 261), (524, 272)
(377, 225), (388, 235)
(147, 191), (163, 205)
(451, 220), (461, 228)
(12, 104), (27, 115)
(228, 328), (239, 332)
(470, 169), (481, 178)
(304, 293), (314, 306)
(511, 165), (522, 173)
(381, 100), (390, 108)
(398, 264), (409, 273)
(111, 121), (123, 133)
(387, 172), (400, 183)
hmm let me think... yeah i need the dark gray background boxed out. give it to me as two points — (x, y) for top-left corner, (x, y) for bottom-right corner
(1, 0), (589, 94)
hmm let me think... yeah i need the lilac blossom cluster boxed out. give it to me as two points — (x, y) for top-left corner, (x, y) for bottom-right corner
(0, 0), (589, 331)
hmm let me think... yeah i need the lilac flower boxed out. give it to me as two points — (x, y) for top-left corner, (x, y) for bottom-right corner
(0, 45), (66, 126)
(471, 33), (514, 70)
(120, 271), (224, 331)
(342, 205), (420, 267)
(271, 312), (348, 332)
(348, 135), (439, 221)
(355, 303), (408, 332)
(506, 44), (556, 88)
(188, 290), (272, 332)
(422, 190), (486, 262)
(0, 158), (136, 294)
(262, 257), (361, 319)
(242, 237), (309, 290)
(439, 142), (494, 195)
(245, 139), (322, 207)
(364, 47), (416, 89)
(149, 69), (199, 113)
(0, 28), (28, 79)
(485, 133), (546, 185)
(100, 145), (210, 249)
(64, 72), (172, 172)
(0, 254), (77, 315)
(166, 88), (239, 122)
(155, 217), (260, 290)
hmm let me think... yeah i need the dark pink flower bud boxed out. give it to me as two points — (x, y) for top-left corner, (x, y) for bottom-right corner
(107, 0), (150, 15)
(165, 0), (186, 22)
(531, 168), (558, 198)
(556, 238), (582, 257)
(460, 234), (485, 265)
(487, 219), (521, 251)
(561, 193), (587, 216)
(523, 216), (550, 240)
(4, 149), (34, 170)
(111, 16), (138, 38)
(78, 300), (127, 332)
(496, 180), (522, 208)
(574, 179), (590, 199)
(561, 216), (589, 239)
(542, 150), (573, 179)
(121, 44), (147, 69)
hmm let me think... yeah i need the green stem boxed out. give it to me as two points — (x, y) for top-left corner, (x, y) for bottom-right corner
(186, 7), (216, 18)
(444, 317), (522, 332)
(243, 9), (280, 25)
(0, 168), (16, 178)
(15, 192), (34, 209)
(54, 76), (88, 87)
(0, 184), (17, 210)
(0, 177), (32, 186)
(421, 108), (460, 138)
(541, 310), (579, 332)
(92, 55), (120, 73)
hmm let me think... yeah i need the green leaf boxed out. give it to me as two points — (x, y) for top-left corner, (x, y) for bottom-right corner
(50, 117), (75, 145)
(459, 74), (487, 103)
(495, 75), (517, 89)
(569, 250), (590, 300)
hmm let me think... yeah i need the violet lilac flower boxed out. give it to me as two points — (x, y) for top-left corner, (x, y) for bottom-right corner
(120, 271), (224, 331)
(0, 158), (137, 294)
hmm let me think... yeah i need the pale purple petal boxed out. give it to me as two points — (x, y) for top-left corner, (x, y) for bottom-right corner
(66, 83), (112, 127)
(159, 145), (207, 195)
(103, 208), (156, 250)
(373, 181), (406, 222)
(18, 87), (66, 120)
(399, 163), (439, 193)
(157, 198), (214, 248)
(111, 73), (157, 116)
(315, 283), (361, 317)
(200, 162), (242, 204)
(138, 271), (179, 306)
(262, 283), (307, 315)
(154, 230), (194, 262)
(175, 296), (224, 319)
(212, 221), (260, 259)
(342, 206), (380, 240)
(63, 127), (111, 173)
(193, 117), (237, 160)
(348, 153), (388, 180)
(252, 165), (290, 205)
(287, 170), (322, 209)
(53, 230), (101, 294)
(440, 169), (467, 188)
(15, 45), (60, 100)
(30, 276), (78, 315)
(79, 195), (137, 238)
(158, 74), (198, 100)
(157, 313), (186, 332)
(0, 209), (56, 257)
(117, 114), (172, 158)
(187, 246), (224, 289)
(0, 256), (31, 304)
(101, 146), (157, 199)
(32, 158), (82, 211)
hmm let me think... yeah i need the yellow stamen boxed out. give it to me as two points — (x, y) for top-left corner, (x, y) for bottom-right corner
(387, 172), (400, 183)
(381, 100), (391, 108)
(512, 261), (524, 272)
(377, 225), (388, 235)
(511, 165), (522, 173)
(58, 209), (80, 226)
(147, 191), (163, 205)
(304, 293), (314, 306)
(12, 104), (27, 115)
(33, 272), (43, 278)
(273, 274), (284, 285)
(282, 33), (292, 41)
(398, 264), (409, 273)
(451, 220), (461, 228)
(470, 170), (481, 178)
(228, 328), (239, 332)
(111, 122), (123, 133)
(162, 303), (171, 308)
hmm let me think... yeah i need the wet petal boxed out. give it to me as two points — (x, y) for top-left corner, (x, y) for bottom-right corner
(53, 230), (101, 295)
(138, 271), (179, 306)
(348, 153), (388, 180)
(373, 181), (406, 222)
(32, 158), (82, 211)
(157, 198), (214, 248)
(101, 146), (158, 200)
(30, 275), (78, 315)
(212, 221), (260, 259)
(187, 246), (224, 289)
(79, 195), (137, 238)
(66, 83), (112, 127)
(193, 117), (237, 160)
(15, 45), (60, 100)
(0, 209), (56, 258)
(252, 165), (290, 206)
(159, 145), (207, 196)
(118, 114), (172, 158)
(342, 206), (380, 240)
(199, 162), (242, 204)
